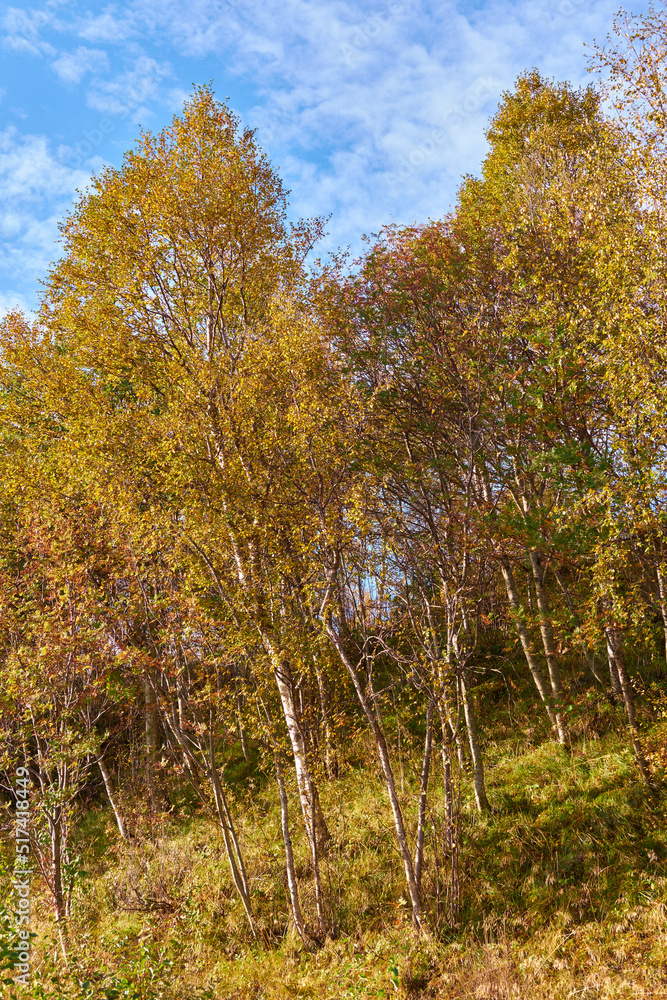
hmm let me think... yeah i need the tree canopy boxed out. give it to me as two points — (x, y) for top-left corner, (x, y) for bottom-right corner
(2, 22), (667, 995)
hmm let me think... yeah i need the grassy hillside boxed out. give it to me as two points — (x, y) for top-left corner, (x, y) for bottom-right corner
(2, 665), (667, 1000)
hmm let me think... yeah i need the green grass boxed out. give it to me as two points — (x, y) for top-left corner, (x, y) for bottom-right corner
(2, 683), (667, 998)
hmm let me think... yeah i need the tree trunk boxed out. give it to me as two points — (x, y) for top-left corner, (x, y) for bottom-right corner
(414, 702), (433, 890)
(499, 557), (560, 737)
(424, 599), (467, 770)
(209, 497), (330, 907)
(270, 647), (328, 933)
(459, 669), (490, 812)
(51, 807), (65, 923)
(234, 669), (250, 761)
(159, 703), (258, 936)
(605, 628), (652, 785)
(207, 732), (258, 937)
(275, 759), (312, 948)
(438, 712), (459, 924)
(144, 676), (159, 809)
(271, 652), (330, 843)
(528, 550), (568, 744)
(97, 755), (127, 840)
(50, 805), (69, 965)
(313, 655), (336, 779)
(607, 641), (623, 700)
(324, 620), (424, 929)
(654, 557), (667, 661)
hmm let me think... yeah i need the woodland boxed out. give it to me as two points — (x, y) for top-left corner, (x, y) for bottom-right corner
(1, 4), (667, 999)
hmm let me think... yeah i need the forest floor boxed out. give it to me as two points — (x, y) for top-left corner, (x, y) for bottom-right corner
(2, 680), (667, 999)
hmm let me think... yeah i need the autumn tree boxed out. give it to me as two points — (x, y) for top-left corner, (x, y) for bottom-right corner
(26, 86), (373, 940)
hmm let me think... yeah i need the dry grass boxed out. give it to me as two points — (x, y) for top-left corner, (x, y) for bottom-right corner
(2, 688), (667, 998)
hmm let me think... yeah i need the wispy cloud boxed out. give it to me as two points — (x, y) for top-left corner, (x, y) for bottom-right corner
(119, 0), (614, 220)
(76, 10), (136, 44)
(174, 0), (622, 254)
(0, 0), (649, 309)
(51, 45), (109, 84)
(1, 4), (59, 57)
(0, 288), (33, 317)
(0, 127), (90, 306)
(0, 127), (87, 200)
(86, 51), (173, 115)
(130, 0), (241, 58)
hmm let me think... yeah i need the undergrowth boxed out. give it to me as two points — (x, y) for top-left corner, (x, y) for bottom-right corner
(2, 675), (667, 998)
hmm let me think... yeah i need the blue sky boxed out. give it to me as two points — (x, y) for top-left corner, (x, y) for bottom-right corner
(0, 0), (648, 315)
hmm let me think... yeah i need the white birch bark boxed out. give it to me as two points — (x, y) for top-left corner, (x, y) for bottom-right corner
(499, 557), (560, 737)
(324, 620), (424, 929)
(459, 670), (490, 812)
(275, 759), (312, 948)
(605, 628), (652, 785)
(528, 550), (568, 744)
(97, 755), (127, 840)
(414, 701), (433, 889)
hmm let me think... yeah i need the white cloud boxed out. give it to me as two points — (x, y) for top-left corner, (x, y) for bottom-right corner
(0, 127), (88, 201)
(2, 5), (50, 36)
(51, 45), (110, 84)
(77, 10), (135, 44)
(130, 0), (241, 58)
(0, 289), (33, 318)
(179, 0), (622, 250)
(0, 127), (90, 292)
(1, 5), (58, 57)
(165, 86), (192, 111)
(2, 32), (53, 57)
(0, 0), (653, 308)
(86, 51), (172, 114)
